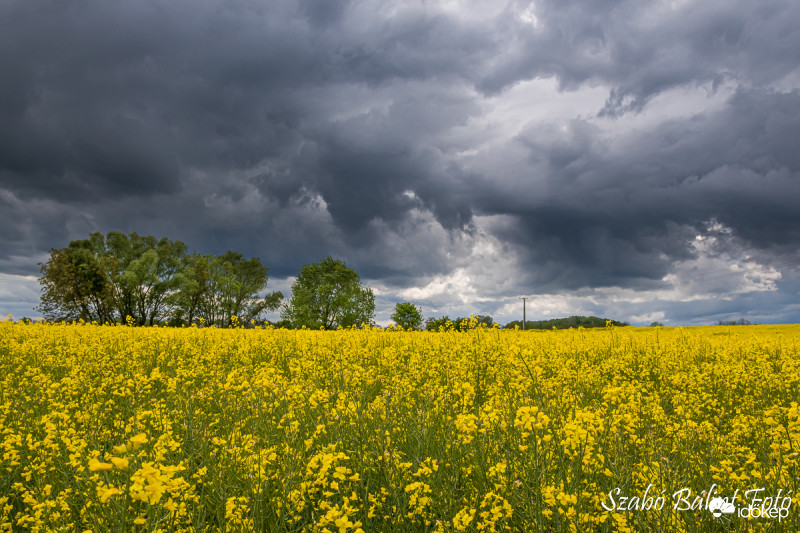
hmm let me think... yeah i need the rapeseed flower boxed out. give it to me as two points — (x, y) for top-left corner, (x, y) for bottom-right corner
(1, 320), (799, 530)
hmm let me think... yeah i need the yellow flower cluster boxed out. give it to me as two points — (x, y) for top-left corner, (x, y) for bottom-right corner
(1, 318), (799, 531)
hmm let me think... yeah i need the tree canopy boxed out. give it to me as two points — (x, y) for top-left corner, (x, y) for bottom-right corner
(37, 232), (281, 326)
(453, 315), (493, 330)
(391, 302), (423, 330)
(503, 315), (628, 329)
(281, 257), (375, 329)
(425, 316), (452, 331)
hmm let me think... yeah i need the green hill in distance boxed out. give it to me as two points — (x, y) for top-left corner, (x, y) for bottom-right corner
(504, 315), (629, 329)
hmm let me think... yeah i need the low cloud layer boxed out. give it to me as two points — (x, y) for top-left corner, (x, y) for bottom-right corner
(2, 0), (799, 325)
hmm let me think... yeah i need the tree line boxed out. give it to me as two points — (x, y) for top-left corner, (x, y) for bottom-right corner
(389, 307), (627, 331)
(37, 232), (282, 327)
(386, 306), (495, 331)
(716, 318), (753, 326)
(503, 316), (629, 329)
(37, 232), (629, 330)
(38, 232), (375, 329)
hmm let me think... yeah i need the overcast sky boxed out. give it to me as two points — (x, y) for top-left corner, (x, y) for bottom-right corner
(2, 0), (800, 326)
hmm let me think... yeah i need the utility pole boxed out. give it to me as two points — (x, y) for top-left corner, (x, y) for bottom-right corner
(519, 297), (527, 330)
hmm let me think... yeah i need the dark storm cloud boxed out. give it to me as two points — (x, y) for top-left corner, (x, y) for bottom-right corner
(0, 0), (488, 226)
(479, 86), (800, 289)
(2, 0), (800, 323)
(481, 0), (800, 114)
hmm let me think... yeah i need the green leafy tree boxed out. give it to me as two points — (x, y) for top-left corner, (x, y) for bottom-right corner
(39, 232), (189, 325)
(169, 253), (214, 326)
(37, 232), (281, 327)
(425, 316), (452, 331)
(474, 314), (493, 327)
(37, 246), (115, 323)
(210, 251), (282, 327)
(391, 302), (423, 330)
(453, 317), (471, 331)
(173, 252), (282, 327)
(451, 315), (493, 331)
(90, 232), (188, 325)
(282, 257), (375, 329)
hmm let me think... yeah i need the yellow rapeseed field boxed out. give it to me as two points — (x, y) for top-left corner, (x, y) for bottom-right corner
(1, 318), (799, 532)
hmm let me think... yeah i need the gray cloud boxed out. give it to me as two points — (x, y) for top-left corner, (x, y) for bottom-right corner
(489, 86), (800, 285)
(2, 0), (799, 325)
